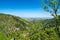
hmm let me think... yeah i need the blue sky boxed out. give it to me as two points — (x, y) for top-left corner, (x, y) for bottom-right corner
(0, 0), (53, 18)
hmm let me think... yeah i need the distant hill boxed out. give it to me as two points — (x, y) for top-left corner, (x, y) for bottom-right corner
(23, 17), (53, 22)
(42, 16), (60, 27)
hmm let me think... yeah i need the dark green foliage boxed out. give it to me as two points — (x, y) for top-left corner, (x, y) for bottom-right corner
(41, 0), (60, 40)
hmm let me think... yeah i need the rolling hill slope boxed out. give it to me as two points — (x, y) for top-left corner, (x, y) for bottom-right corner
(0, 13), (33, 32)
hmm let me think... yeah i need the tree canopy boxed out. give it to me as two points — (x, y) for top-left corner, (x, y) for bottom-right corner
(42, 0), (60, 17)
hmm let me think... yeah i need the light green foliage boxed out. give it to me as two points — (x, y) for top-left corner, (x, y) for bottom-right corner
(0, 13), (60, 40)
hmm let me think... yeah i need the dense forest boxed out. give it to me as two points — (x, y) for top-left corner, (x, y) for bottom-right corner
(0, 13), (60, 40)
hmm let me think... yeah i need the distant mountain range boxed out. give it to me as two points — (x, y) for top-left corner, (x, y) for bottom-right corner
(22, 17), (53, 21)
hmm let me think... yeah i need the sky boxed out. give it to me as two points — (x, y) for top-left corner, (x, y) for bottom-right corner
(0, 0), (53, 18)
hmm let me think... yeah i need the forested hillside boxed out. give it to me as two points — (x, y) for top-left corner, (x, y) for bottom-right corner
(0, 13), (34, 40)
(0, 13), (60, 40)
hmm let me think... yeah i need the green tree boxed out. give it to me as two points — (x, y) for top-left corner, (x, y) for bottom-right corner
(42, 0), (60, 35)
